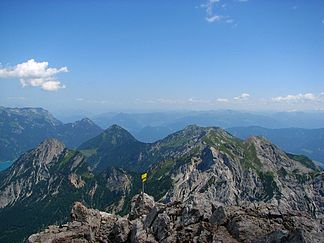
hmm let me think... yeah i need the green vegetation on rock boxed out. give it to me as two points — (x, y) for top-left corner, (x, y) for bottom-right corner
(287, 153), (319, 171)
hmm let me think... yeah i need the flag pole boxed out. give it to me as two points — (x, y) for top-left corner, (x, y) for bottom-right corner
(142, 180), (144, 196)
(141, 172), (147, 200)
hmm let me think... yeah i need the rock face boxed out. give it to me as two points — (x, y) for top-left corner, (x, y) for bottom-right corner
(147, 129), (323, 220)
(27, 193), (324, 243)
(0, 139), (132, 242)
(0, 138), (66, 208)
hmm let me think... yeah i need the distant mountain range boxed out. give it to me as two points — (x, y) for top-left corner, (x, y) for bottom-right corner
(1, 107), (323, 167)
(0, 106), (103, 162)
(0, 124), (322, 242)
(91, 110), (324, 165)
(91, 110), (324, 130)
(91, 110), (324, 142)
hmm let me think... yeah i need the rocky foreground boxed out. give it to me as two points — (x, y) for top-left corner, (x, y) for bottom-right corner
(28, 193), (323, 243)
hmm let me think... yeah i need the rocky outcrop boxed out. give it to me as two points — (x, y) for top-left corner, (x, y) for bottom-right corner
(0, 138), (66, 208)
(160, 134), (323, 219)
(27, 193), (324, 243)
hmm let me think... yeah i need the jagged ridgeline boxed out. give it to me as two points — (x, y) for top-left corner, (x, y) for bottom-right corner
(0, 125), (322, 242)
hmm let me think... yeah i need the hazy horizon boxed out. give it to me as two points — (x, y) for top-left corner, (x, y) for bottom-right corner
(2, 104), (324, 114)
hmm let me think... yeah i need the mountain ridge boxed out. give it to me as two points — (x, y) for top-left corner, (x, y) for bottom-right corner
(0, 125), (322, 242)
(227, 126), (324, 166)
(0, 106), (103, 162)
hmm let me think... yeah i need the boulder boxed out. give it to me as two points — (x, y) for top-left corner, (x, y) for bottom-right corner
(129, 193), (155, 220)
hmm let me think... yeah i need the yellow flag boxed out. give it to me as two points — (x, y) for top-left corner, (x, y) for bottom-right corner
(141, 172), (148, 182)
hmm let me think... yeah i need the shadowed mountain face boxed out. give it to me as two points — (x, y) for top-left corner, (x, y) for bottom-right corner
(78, 125), (148, 172)
(57, 118), (104, 148)
(0, 125), (322, 242)
(0, 107), (103, 162)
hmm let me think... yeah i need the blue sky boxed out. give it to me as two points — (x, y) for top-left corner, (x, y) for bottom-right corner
(0, 0), (324, 114)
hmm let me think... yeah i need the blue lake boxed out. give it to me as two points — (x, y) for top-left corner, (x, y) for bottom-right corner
(0, 161), (13, 171)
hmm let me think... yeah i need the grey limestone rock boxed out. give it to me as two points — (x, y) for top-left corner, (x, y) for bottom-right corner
(28, 192), (323, 243)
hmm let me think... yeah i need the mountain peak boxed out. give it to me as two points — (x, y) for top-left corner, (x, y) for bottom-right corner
(102, 124), (137, 141)
(183, 124), (200, 130)
(72, 118), (100, 129)
(78, 124), (145, 172)
(183, 124), (224, 134)
(75, 117), (97, 126)
(37, 138), (65, 149)
(106, 124), (127, 131)
(176, 124), (207, 136)
(176, 125), (229, 144)
(32, 138), (66, 164)
(78, 117), (94, 124)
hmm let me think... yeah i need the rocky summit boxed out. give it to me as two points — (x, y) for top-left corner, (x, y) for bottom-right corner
(28, 192), (323, 243)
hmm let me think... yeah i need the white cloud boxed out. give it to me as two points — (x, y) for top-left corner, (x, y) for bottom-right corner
(157, 98), (184, 105)
(216, 98), (229, 102)
(225, 19), (235, 24)
(234, 93), (250, 100)
(303, 93), (316, 100)
(188, 98), (211, 104)
(206, 15), (221, 23)
(272, 93), (317, 102)
(200, 0), (247, 24)
(0, 59), (68, 91)
(201, 0), (222, 23)
(41, 81), (66, 91)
